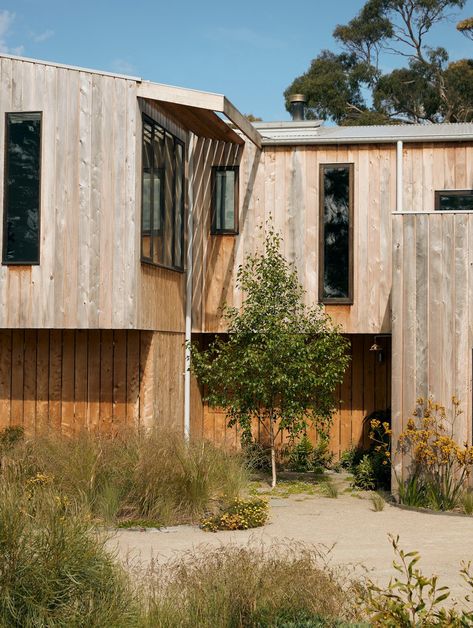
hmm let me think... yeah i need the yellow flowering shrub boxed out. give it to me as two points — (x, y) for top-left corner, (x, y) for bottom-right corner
(399, 397), (473, 510)
(201, 497), (269, 532)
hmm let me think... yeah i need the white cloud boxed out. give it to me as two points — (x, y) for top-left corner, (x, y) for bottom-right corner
(0, 10), (24, 55)
(32, 29), (54, 43)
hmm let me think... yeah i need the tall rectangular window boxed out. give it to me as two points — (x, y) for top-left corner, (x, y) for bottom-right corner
(319, 163), (353, 303)
(211, 166), (239, 234)
(141, 114), (184, 270)
(3, 112), (41, 264)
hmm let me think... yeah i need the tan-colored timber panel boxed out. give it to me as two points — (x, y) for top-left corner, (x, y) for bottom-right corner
(192, 139), (473, 336)
(0, 58), (189, 334)
(0, 329), (186, 434)
(191, 334), (391, 458)
(392, 213), (473, 478)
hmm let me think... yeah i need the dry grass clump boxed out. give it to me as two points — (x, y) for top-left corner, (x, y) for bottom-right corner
(0, 427), (248, 526)
(143, 543), (364, 627)
(0, 476), (139, 627)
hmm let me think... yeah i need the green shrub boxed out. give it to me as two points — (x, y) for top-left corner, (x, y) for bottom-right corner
(396, 473), (428, 508)
(284, 433), (333, 473)
(201, 497), (269, 531)
(365, 535), (473, 626)
(144, 543), (364, 627)
(335, 447), (364, 473)
(0, 479), (139, 627)
(352, 455), (376, 490)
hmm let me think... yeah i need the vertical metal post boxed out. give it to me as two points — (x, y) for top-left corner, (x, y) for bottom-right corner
(184, 134), (194, 442)
(396, 140), (403, 212)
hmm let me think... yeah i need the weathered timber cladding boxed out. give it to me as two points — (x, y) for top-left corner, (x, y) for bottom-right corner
(0, 329), (185, 433)
(192, 140), (473, 335)
(191, 334), (391, 458)
(0, 57), (187, 333)
(392, 213), (473, 478)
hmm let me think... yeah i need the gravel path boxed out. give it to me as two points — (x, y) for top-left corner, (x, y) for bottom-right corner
(109, 491), (473, 603)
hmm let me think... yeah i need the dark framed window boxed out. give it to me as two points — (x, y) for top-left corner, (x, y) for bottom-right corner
(3, 112), (42, 265)
(435, 190), (473, 211)
(141, 114), (185, 271)
(211, 166), (239, 234)
(319, 163), (354, 304)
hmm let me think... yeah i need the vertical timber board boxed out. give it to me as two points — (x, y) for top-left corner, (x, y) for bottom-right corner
(0, 331), (11, 428)
(36, 331), (50, 432)
(87, 330), (101, 431)
(11, 330), (24, 426)
(48, 330), (62, 430)
(74, 330), (88, 432)
(126, 331), (141, 426)
(100, 330), (114, 431)
(23, 329), (37, 433)
(113, 330), (127, 429)
(61, 330), (75, 435)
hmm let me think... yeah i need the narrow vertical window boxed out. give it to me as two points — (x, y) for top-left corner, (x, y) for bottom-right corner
(211, 166), (239, 234)
(319, 164), (353, 303)
(141, 114), (184, 271)
(3, 112), (42, 264)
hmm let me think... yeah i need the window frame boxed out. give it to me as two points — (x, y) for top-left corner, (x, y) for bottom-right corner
(140, 113), (185, 272)
(210, 165), (239, 235)
(434, 189), (473, 212)
(3, 111), (42, 266)
(318, 162), (354, 305)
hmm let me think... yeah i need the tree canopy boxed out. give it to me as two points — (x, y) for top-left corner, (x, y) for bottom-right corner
(191, 227), (349, 487)
(285, 0), (472, 125)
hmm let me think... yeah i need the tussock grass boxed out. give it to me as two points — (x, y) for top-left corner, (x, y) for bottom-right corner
(142, 543), (364, 627)
(0, 479), (139, 627)
(461, 490), (473, 515)
(0, 428), (248, 526)
(319, 481), (339, 499)
(370, 492), (386, 512)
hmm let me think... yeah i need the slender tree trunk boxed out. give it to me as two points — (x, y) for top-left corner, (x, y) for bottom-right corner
(269, 416), (277, 488)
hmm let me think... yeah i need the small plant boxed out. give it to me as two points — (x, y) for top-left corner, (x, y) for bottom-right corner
(370, 492), (385, 512)
(335, 446), (364, 473)
(398, 397), (473, 511)
(201, 497), (269, 532)
(352, 454), (376, 490)
(0, 425), (24, 450)
(365, 535), (473, 626)
(319, 481), (338, 499)
(286, 434), (316, 472)
(396, 473), (428, 508)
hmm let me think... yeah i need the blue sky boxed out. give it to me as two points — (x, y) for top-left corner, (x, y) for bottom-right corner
(0, 0), (471, 120)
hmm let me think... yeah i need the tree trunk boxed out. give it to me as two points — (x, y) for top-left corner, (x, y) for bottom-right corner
(270, 417), (277, 488)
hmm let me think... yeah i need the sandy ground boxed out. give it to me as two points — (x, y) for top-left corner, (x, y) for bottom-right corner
(109, 491), (473, 603)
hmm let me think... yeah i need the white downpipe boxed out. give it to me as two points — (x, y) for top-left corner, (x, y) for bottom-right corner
(396, 140), (403, 212)
(184, 134), (194, 442)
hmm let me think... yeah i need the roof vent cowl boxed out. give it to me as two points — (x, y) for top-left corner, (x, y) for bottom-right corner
(289, 94), (306, 121)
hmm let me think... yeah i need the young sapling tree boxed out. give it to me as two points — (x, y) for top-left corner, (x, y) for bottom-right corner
(191, 226), (349, 487)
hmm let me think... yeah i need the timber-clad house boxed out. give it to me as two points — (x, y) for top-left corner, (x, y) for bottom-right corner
(1, 52), (473, 477)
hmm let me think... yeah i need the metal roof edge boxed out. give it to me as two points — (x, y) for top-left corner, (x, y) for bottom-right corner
(0, 52), (142, 82)
(261, 134), (473, 146)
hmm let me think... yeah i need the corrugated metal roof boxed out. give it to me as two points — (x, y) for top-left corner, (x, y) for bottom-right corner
(254, 120), (473, 145)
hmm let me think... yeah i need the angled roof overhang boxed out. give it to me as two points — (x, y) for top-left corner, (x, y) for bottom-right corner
(137, 81), (262, 149)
